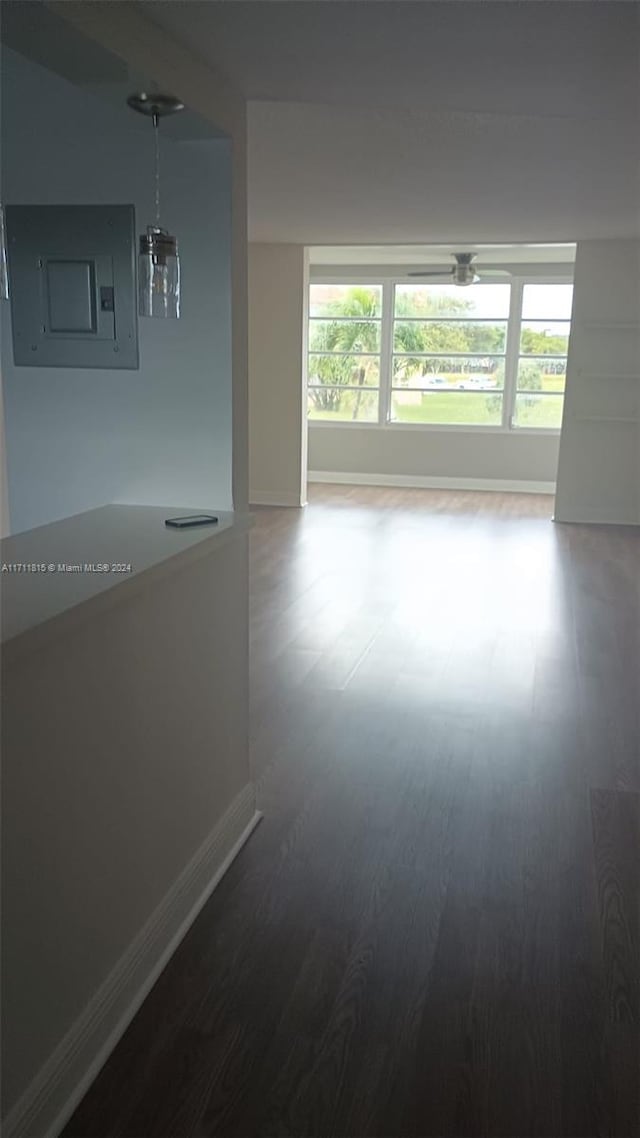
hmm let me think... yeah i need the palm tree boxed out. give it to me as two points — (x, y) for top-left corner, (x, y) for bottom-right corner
(309, 286), (493, 418)
(309, 288), (380, 419)
(393, 290), (474, 383)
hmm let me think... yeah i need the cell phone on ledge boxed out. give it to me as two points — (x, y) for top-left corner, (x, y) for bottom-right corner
(165, 514), (219, 529)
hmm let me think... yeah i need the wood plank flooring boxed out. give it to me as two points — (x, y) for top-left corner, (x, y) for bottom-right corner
(64, 486), (640, 1138)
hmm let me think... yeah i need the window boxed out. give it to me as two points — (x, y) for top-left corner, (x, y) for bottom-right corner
(392, 284), (510, 427)
(514, 284), (573, 430)
(308, 285), (382, 422)
(308, 277), (573, 431)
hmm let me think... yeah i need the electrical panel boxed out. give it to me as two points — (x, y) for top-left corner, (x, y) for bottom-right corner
(6, 204), (139, 369)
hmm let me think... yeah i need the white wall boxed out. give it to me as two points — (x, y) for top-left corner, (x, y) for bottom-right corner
(308, 427), (560, 490)
(2, 524), (254, 1135)
(0, 359), (9, 537)
(1, 46), (233, 533)
(248, 98), (640, 246)
(248, 243), (309, 505)
(48, 0), (250, 513)
(555, 239), (640, 525)
(1, 7), (254, 1135)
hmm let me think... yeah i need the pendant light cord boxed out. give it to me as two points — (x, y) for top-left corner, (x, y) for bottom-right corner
(153, 111), (161, 227)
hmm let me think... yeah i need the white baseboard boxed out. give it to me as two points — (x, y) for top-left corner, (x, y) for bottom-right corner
(249, 490), (306, 507)
(3, 785), (262, 1138)
(308, 471), (556, 495)
(554, 508), (640, 526)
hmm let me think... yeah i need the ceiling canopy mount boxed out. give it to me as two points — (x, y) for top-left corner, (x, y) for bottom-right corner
(126, 92), (185, 124)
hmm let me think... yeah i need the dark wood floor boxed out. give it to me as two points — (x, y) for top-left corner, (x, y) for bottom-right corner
(65, 486), (639, 1138)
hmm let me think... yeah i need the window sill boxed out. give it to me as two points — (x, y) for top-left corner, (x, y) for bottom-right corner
(308, 420), (561, 436)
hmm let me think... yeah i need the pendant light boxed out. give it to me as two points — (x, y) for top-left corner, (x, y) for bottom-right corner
(0, 204), (9, 301)
(127, 92), (184, 318)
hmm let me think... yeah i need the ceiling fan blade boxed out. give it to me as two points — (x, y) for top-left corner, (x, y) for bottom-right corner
(408, 270), (453, 278)
(476, 269), (512, 277)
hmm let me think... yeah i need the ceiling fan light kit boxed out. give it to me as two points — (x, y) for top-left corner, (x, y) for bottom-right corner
(452, 264), (479, 286)
(409, 252), (510, 286)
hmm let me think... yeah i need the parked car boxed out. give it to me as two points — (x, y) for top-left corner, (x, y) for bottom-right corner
(455, 376), (496, 390)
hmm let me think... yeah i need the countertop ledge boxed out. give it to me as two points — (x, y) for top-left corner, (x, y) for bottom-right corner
(1, 504), (251, 653)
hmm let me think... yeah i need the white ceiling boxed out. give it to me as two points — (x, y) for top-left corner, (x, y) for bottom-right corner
(309, 243), (576, 266)
(0, 1), (226, 139)
(145, 1), (638, 123)
(119, 3), (640, 242)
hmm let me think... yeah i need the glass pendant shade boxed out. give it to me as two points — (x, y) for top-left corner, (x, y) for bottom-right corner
(138, 225), (180, 319)
(127, 93), (184, 320)
(0, 204), (9, 301)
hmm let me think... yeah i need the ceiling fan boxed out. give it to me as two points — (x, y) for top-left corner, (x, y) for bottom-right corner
(409, 252), (510, 287)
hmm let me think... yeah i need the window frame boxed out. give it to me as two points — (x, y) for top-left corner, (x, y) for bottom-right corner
(307, 280), (384, 424)
(307, 271), (574, 434)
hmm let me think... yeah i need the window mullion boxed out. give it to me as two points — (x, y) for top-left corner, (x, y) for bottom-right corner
(379, 281), (394, 425)
(504, 280), (523, 429)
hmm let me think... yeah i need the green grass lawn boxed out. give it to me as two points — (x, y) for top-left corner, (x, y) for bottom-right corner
(392, 394), (502, 425)
(540, 375), (565, 393)
(308, 373), (564, 429)
(393, 393), (563, 428)
(513, 396), (564, 429)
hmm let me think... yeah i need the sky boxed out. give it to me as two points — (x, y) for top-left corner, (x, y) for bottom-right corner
(311, 282), (574, 322)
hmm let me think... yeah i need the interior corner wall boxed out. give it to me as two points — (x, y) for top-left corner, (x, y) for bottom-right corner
(555, 238), (640, 525)
(1, 19), (254, 1137)
(230, 132), (250, 513)
(0, 45), (234, 534)
(248, 243), (308, 506)
(45, 0), (249, 515)
(0, 361), (10, 537)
